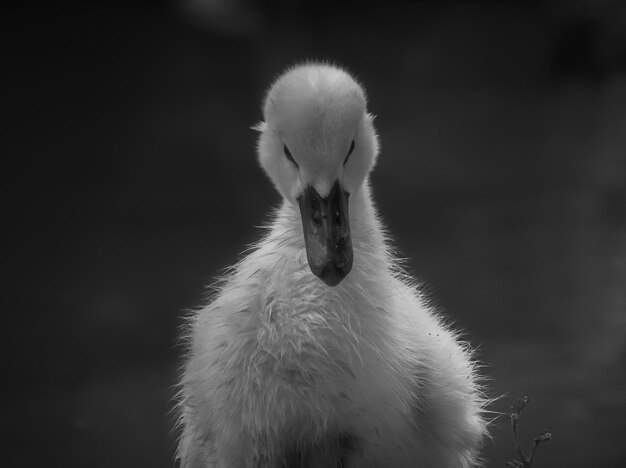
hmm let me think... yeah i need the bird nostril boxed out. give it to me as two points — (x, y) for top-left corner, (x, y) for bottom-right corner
(335, 213), (342, 227)
(313, 213), (322, 227)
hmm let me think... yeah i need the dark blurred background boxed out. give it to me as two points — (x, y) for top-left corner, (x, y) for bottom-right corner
(3, 0), (626, 466)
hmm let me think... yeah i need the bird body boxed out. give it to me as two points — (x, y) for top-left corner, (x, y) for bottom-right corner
(178, 64), (486, 467)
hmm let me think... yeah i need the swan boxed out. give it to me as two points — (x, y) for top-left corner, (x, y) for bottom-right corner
(177, 63), (487, 467)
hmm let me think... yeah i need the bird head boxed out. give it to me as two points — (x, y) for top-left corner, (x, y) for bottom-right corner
(256, 63), (379, 286)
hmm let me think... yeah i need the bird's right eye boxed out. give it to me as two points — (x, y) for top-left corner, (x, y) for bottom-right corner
(284, 144), (298, 166)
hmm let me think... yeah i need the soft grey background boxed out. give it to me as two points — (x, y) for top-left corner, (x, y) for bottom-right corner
(4, 0), (626, 466)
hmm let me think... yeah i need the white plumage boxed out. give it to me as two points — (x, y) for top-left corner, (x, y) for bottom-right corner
(177, 63), (487, 467)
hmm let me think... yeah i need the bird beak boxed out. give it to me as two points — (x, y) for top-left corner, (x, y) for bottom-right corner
(297, 181), (353, 286)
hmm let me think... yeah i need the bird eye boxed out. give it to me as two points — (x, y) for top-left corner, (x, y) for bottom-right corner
(344, 140), (355, 165)
(284, 144), (298, 166)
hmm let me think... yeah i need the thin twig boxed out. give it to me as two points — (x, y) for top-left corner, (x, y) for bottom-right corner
(510, 396), (528, 466)
(505, 396), (552, 468)
(527, 430), (553, 466)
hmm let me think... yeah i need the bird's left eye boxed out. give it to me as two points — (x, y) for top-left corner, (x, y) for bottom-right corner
(344, 140), (355, 165)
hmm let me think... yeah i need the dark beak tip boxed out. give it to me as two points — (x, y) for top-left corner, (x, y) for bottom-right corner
(316, 260), (353, 287)
(321, 276), (343, 287)
(319, 271), (346, 287)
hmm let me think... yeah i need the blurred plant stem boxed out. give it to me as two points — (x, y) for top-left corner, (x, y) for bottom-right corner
(506, 396), (553, 468)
